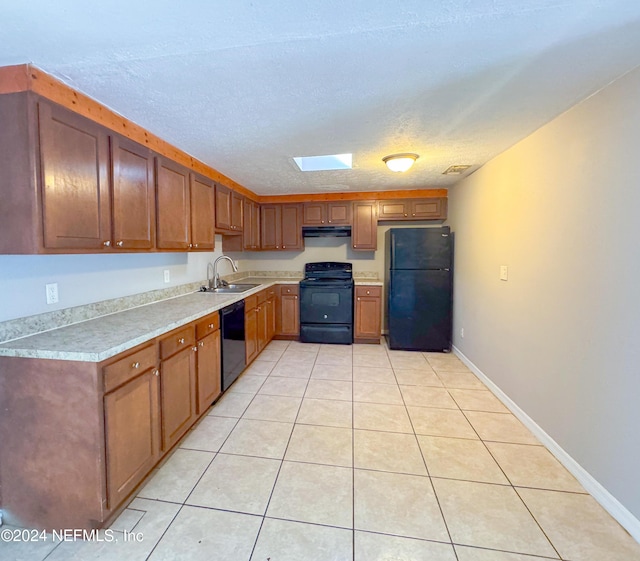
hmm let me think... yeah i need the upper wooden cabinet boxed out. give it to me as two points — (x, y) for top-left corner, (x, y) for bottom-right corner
(261, 204), (303, 251)
(189, 173), (215, 250)
(111, 136), (156, 250)
(215, 184), (243, 232)
(352, 201), (378, 251)
(156, 157), (191, 250)
(378, 197), (447, 221)
(302, 201), (351, 225)
(39, 100), (112, 251)
(243, 198), (260, 250)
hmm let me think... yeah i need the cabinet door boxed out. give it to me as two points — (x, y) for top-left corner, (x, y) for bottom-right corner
(327, 202), (351, 225)
(378, 200), (410, 220)
(277, 286), (300, 337)
(245, 307), (259, 363)
(196, 330), (221, 415)
(215, 185), (231, 230)
(156, 158), (191, 249)
(231, 192), (244, 231)
(111, 136), (155, 249)
(355, 287), (382, 341)
(38, 101), (111, 250)
(104, 368), (160, 508)
(160, 346), (197, 450)
(243, 199), (260, 250)
(410, 198), (447, 219)
(190, 174), (215, 250)
(266, 295), (276, 342)
(303, 202), (326, 225)
(352, 201), (378, 250)
(257, 304), (268, 352)
(280, 204), (303, 250)
(260, 205), (279, 250)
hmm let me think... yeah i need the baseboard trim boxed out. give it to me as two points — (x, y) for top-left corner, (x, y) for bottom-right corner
(452, 344), (640, 543)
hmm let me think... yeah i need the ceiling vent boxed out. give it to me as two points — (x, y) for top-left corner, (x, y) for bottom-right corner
(443, 165), (472, 175)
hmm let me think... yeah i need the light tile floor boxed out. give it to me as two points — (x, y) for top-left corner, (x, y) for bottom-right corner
(3, 340), (640, 561)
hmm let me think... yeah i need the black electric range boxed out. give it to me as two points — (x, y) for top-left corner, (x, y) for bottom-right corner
(299, 262), (354, 345)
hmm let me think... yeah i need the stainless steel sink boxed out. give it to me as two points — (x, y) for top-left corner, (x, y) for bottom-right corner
(200, 283), (260, 294)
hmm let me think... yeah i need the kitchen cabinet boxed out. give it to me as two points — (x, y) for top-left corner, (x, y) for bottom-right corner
(155, 157), (191, 250)
(378, 197), (447, 221)
(352, 201), (378, 251)
(158, 326), (198, 450)
(195, 313), (222, 414)
(265, 287), (276, 342)
(245, 293), (259, 364)
(275, 284), (300, 338)
(189, 173), (215, 250)
(156, 158), (214, 250)
(111, 135), (156, 250)
(354, 285), (382, 343)
(103, 344), (160, 508)
(256, 290), (269, 351)
(243, 198), (261, 250)
(261, 204), (303, 250)
(302, 201), (351, 225)
(39, 99), (112, 251)
(215, 184), (243, 232)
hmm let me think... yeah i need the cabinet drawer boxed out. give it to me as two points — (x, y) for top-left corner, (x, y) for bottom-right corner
(266, 288), (277, 300)
(159, 326), (195, 360)
(256, 289), (268, 305)
(103, 343), (158, 393)
(279, 285), (299, 296)
(356, 286), (382, 298)
(244, 294), (258, 311)
(196, 313), (220, 339)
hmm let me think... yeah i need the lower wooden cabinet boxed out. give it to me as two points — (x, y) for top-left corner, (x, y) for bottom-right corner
(276, 284), (300, 338)
(354, 285), (382, 343)
(245, 298), (259, 364)
(246, 290), (275, 364)
(104, 366), (160, 508)
(196, 329), (221, 415)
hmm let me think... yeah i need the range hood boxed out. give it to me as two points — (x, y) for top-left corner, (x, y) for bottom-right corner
(302, 225), (352, 238)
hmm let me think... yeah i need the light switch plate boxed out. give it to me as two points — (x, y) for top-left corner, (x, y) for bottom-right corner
(500, 265), (508, 281)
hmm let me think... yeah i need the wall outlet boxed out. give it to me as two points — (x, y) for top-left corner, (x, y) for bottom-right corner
(500, 265), (509, 281)
(45, 283), (59, 304)
(163, 270), (170, 283)
(460, 327), (464, 338)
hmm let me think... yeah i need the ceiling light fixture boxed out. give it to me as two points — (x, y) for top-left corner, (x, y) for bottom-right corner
(383, 153), (419, 173)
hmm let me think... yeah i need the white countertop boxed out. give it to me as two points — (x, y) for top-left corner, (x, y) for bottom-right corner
(0, 276), (382, 362)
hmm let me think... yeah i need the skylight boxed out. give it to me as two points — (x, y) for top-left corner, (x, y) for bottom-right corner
(293, 153), (352, 172)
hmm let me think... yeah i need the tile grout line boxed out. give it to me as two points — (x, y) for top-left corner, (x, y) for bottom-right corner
(387, 340), (460, 561)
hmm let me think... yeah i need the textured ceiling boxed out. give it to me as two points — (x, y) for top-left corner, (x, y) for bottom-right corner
(2, 1), (640, 195)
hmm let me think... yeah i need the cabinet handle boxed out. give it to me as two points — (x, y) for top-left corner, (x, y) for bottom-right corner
(178, 337), (185, 344)
(103, 240), (111, 247)
(116, 241), (124, 247)
(199, 341), (204, 347)
(131, 361), (140, 369)
(208, 323), (214, 329)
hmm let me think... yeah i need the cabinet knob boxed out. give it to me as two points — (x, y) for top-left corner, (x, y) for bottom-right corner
(404, 213), (408, 217)
(328, 220), (332, 223)
(366, 290), (370, 295)
(276, 245), (280, 248)
(321, 220), (325, 224)
(103, 240), (111, 247)
(116, 241), (124, 247)
(208, 323), (214, 329)
(153, 370), (159, 377)
(178, 337), (185, 344)
(294, 296), (298, 300)
(354, 245), (357, 248)
(192, 346), (198, 352)
(194, 243), (198, 248)
(199, 341), (204, 347)
(282, 245), (286, 249)
(357, 297), (361, 301)
(412, 213), (416, 216)
(131, 361), (140, 369)
(188, 243), (193, 248)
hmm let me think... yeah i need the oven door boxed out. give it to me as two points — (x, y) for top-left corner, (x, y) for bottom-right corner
(299, 282), (353, 324)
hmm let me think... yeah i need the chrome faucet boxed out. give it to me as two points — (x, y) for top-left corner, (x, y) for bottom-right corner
(209, 255), (238, 289)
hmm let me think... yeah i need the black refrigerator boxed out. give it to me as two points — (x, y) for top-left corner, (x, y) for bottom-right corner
(385, 227), (453, 352)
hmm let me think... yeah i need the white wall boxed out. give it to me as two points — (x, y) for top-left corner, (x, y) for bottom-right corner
(448, 66), (640, 521)
(0, 238), (226, 322)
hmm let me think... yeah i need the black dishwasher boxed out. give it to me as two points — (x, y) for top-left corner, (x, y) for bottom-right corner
(220, 301), (246, 391)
